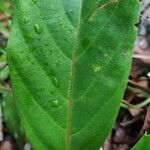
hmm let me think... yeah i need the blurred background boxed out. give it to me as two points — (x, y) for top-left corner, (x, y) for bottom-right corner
(0, 0), (150, 150)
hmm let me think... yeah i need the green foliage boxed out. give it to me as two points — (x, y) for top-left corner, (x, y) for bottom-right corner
(2, 93), (24, 149)
(0, 1), (11, 44)
(0, 49), (10, 93)
(0, 65), (9, 81)
(7, 0), (140, 149)
(0, 2), (11, 14)
(132, 134), (150, 150)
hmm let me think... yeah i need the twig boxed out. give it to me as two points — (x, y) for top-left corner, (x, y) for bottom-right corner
(133, 54), (150, 61)
(0, 86), (12, 93)
(128, 79), (150, 93)
(121, 100), (140, 109)
(121, 97), (150, 109)
(120, 115), (144, 127)
(136, 97), (150, 108)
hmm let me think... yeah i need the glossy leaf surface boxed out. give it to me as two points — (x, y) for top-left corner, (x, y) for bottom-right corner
(7, 0), (140, 149)
(132, 135), (150, 150)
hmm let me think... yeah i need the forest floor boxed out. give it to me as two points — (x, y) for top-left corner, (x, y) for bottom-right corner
(0, 0), (150, 150)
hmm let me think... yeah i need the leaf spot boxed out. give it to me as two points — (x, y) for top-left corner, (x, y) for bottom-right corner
(92, 64), (101, 73)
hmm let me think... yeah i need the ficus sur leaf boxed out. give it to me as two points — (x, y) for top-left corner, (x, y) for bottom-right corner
(7, 0), (140, 149)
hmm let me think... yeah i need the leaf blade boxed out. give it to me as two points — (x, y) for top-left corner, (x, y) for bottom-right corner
(7, 0), (140, 149)
(132, 135), (150, 150)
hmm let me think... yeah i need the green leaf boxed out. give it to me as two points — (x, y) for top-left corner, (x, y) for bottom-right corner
(0, 48), (7, 62)
(7, 0), (140, 149)
(0, 65), (9, 81)
(132, 134), (150, 150)
(0, 2), (11, 14)
(2, 93), (24, 149)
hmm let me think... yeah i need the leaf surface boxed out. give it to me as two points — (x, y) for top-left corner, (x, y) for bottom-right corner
(132, 135), (150, 150)
(2, 93), (24, 149)
(7, 0), (140, 149)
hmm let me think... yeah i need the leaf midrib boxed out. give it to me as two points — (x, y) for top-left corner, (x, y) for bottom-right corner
(66, 1), (83, 149)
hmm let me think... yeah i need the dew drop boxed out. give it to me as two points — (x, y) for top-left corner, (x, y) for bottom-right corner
(34, 24), (42, 34)
(45, 7), (49, 11)
(59, 18), (64, 26)
(24, 18), (28, 23)
(51, 100), (60, 107)
(52, 77), (59, 87)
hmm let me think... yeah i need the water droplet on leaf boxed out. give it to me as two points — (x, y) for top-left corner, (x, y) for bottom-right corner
(45, 8), (49, 11)
(52, 77), (59, 87)
(51, 100), (60, 107)
(34, 24), (42, 34)
(59, 19), (64, 26)
(24, 18), (28, 23)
